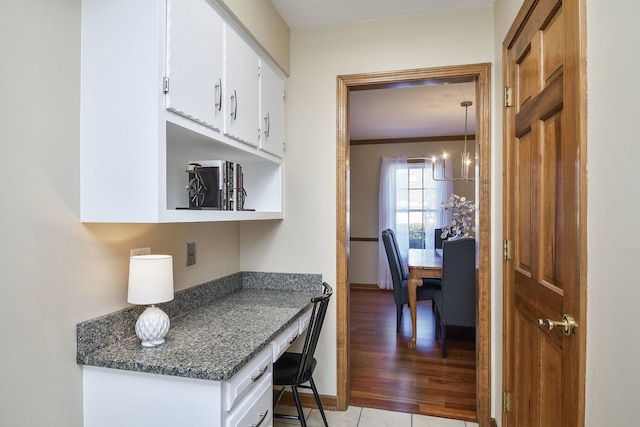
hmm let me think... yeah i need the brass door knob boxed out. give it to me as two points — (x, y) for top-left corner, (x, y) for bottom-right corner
(538, 314), (578, 336)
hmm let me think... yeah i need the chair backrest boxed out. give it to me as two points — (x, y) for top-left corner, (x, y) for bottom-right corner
(383, 229), (409, 279)
(434, 228), (444, 249)
(381, 229), (407, 304)
(440, 238), (476, 328)
(295, 282), (333, 383)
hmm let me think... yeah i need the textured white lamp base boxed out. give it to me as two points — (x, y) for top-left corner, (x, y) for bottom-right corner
(135, 305), (170, 347)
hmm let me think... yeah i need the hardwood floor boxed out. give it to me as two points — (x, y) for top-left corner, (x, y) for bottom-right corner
(349, 287), (477, 422)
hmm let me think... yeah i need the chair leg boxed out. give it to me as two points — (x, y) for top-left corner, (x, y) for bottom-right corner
(396, 304), (403, 334)
(273, 386), (286, 408)
(442, 326), (448, 359)
(291, 386), (307, 427)
(309, 377), (329, 427)
(434, 309), (441, 340)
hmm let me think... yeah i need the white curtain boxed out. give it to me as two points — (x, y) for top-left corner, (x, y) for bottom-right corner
(378, 156), (407, 290)
(378, 157), (453, 290)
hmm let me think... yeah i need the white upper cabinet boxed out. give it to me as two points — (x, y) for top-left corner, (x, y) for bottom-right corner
(223, 26), (260, 147)
(80, 0), (284, 223)
(165, 0), (224, 131)
(259, 61), (285, 158)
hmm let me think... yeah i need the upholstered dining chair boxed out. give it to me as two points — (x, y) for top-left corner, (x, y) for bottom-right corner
(273, 282), (333, 427)
(382, 229), (442, 333)
(433, 237), (476, 358)
(434, 228), (444, 249)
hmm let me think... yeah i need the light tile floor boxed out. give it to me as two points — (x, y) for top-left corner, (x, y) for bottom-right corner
(273, 405), (479, 427)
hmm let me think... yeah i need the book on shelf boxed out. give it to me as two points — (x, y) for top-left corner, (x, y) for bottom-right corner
(186, 160), (245, 211)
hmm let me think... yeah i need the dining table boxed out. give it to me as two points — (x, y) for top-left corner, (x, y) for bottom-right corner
(406, 248), (443, 349)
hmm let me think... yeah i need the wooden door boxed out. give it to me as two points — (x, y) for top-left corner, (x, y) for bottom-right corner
(503, 0), (587, 426)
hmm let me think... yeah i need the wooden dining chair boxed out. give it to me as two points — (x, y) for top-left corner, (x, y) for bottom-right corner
(382, 229), (441, 333)
(433, 237), (476, 358)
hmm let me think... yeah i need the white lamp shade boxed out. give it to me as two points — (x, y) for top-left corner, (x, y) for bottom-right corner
(127, 255), (174, 305)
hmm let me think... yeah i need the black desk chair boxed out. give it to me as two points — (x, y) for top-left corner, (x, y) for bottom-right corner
(433, 238), (476, 358)
(273, 282), (333, 427)
(382, 229), (442, 333)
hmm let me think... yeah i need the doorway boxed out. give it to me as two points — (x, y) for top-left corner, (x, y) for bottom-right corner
(336, 63), (492, 426)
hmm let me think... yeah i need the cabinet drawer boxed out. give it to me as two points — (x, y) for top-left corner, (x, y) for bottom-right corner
(225, 371), (272, 427)
(271, 321), (299, 361)
(298, 308), (313, 334)
(224, 346), (272, 412)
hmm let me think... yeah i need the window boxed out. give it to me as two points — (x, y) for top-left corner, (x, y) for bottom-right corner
(378, 156), (451, 290)
(395, 160), (439, 249)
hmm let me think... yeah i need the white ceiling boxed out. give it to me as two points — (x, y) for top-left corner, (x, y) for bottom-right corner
(270, 0), (490, 140)
(271, 0), (494, 29)
(349, 82), (477, 141)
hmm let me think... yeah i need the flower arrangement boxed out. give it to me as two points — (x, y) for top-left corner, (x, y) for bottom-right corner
(441, 194), (476, 240)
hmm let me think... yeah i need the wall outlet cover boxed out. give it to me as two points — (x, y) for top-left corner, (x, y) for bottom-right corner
(186, 242), (196, 266)
(130, 247), (151, 257)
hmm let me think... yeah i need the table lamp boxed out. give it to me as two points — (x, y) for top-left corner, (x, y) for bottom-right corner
(127, 254), (174, 347)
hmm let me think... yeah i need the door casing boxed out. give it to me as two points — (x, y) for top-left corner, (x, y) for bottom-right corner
(336, 63), (492, 425)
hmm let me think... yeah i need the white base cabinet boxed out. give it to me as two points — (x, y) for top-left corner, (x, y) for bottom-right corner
(81, 309), (312, 426)
(83, 347), (273, 427)
(80, 0), (285, 223)
(225, 372), (273, 427)
(83, 366), (225, 427)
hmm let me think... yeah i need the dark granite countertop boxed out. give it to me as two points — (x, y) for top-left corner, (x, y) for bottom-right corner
(77, 272), (322, 382)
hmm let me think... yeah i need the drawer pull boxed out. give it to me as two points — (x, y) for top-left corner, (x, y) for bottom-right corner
(287, 334), (299, 345)
(251, 365), (268, 383)
(250, 409), (269, 427)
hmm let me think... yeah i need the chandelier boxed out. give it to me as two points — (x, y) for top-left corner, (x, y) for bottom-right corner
(431, 100), (475, 182)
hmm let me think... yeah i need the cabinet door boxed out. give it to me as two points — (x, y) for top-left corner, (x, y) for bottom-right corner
(166, 0), (224, 131)
(224, 26), (260, 147)
(259, 61), (285, 158)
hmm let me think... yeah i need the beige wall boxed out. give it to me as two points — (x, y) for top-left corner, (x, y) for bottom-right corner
(583, 0), (640, 425)
(349, 141), (475, 286)
(0, 0), (286, 425)
(239, 6), (495, 397)
(220, 0), (290, 74)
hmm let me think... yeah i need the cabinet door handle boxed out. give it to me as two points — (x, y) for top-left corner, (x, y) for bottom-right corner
(250, 409), (269, 427)
(250, 365), (268, 383)
(230, 90), (238, 120)
(263, 113), (270, 138)
(214, 79), (222, 112)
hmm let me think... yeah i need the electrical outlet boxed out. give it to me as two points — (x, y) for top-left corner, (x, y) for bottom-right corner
(130, 247), (151, 257)
(186, 242), (196, 266)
